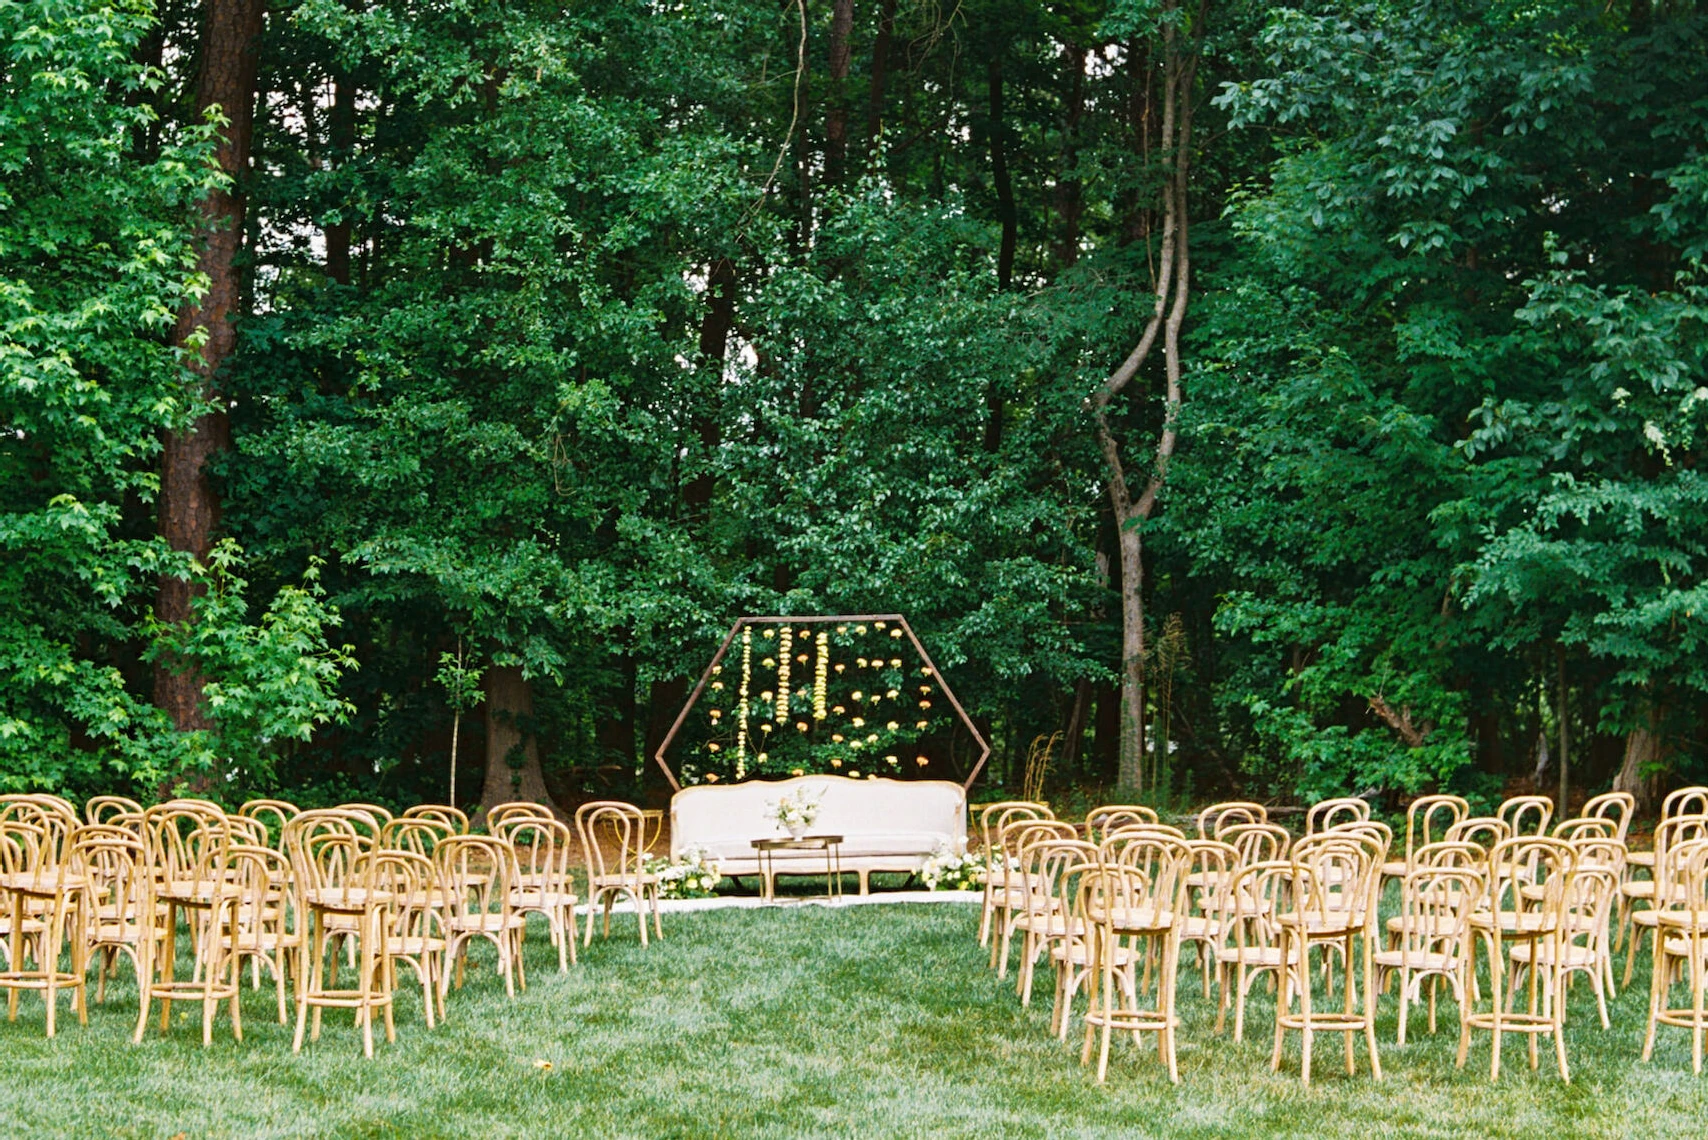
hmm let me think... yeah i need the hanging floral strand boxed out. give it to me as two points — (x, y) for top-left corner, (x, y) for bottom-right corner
(813, 631), (829, 720)
(736, 627), (752, 779)
(775, 626), (792, 722)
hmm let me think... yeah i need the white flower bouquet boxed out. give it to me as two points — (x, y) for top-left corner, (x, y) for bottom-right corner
(642, 847), (723, 899)
(917, 841), (1000, 891)
(767, 786), (822, 836)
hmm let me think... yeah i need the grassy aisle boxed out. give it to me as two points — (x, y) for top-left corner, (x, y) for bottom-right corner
(1, 903), (1704, 1138)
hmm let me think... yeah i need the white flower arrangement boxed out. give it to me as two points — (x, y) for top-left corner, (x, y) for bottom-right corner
(642, 847), (723, 899)
(767, 786), (822, 833)
(917, 840), (1002, 892)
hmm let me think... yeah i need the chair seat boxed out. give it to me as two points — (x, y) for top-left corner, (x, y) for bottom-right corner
(512, 889), (578, 910)
(1469, 910), (1553, 936)
(448, 913), (524, 934)
(1374, 948), (1457, 971)
(590, 873), (658, 891)
(1215, 944), (1283, 967)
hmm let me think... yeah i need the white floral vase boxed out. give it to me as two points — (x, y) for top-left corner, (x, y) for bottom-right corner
(786, 823), (806, 840)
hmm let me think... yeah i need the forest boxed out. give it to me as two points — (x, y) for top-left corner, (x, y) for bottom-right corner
(3, 0), (1705, 816)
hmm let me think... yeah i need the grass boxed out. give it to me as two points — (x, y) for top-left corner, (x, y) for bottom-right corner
(2, 902), (1706, 1138)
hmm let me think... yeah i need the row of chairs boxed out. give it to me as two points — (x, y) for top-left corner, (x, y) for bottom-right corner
(973, 790), (1708, 1085)
(0, 793), (665, 1055)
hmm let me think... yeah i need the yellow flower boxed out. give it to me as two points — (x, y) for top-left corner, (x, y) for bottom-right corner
(761, 690), (773, 702)
(854, 625), (867, 634)
(831, 733), (845, 743)
(874, 620), (886, 629)
(848, 770), (860, 778)
(920, 684), (932, 693)
(837, 625), (848, 634)
(833, 705), (846, 715)
(887, 721), (899, 731)
(834, 663), (846, 673)
(760, 723), (772, 734)
(915, 755), (929, 767)
(706, 742), (721, 752)
(851, 717), (864, 728)
(762, 629), (775, 639)
(856, 658), (868, 668)
(762, 657), (776, 668)
(796, 722), (809, 732)
(889, 628), (903, 638)
(830, 758), (843, 768)
(889, 658), (902, 667)
(706, 773), (719, 783)
(757, 752), (768, 761)
(851, 691), (863, 701)
(711, 681), (723, 691)
(886, 691), (898, 700)
(796, 653), (808, 664)
(918, 699), (932, 709)
(867, 733), (879, 743)
(916, 720), (929, 730)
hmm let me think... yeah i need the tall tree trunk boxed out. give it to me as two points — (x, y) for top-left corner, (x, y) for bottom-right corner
(988, 55), (1017, 289)
(479, 665), (559, 816)
(1086, 1), (1201, 793)
(865, 0), (896, 150)
(154, 0), (267, 733)
(825, 0), (854, 181)
(325, 71), (355, 284)
(1054, 43), (1087, 269)
(1613, 701), (1664, 814)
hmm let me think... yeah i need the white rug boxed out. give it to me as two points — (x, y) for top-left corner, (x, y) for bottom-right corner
(577, 889), (979, 916)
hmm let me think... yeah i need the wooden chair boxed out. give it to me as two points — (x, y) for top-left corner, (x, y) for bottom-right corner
(223, 843), (299, 1025)
(1179, 839), (1239, 999)
(71, 829), (151, 1005)
(1621, 787), (1708, 950)
(1221, 822), (1290, 868)
(976, 802), (1050, 947)
(1213, 859), (1291, 1042)
(992, 819), (1077, 977)
(575, 802), (662, 948)
(0, 817), (87, 1037)
(1081, 836), (1193, 1083)
(1376, 865), (1483, 1045)
(1643, 837), (1708, 1073)
(1578, 791), (1634, 843)
(1011, 837), (1096, 1010)
(1271, 832), (1384, 1087)
(1624, 815), (1708, 988)
(438, 835), (526, 999)
(238, 799), (300, 845)
(1460, 836), (1575, 1081)
(487, 802), (555, 832)
(366, 849), (446, 1030)
(1510, 855), (1622, 1030)
(1048, 857), (1119, 1041)
(134, 803), (243, 1046)
(1446, 816), (1511, 852)
(381, 818), (454, 859)
(494, 816), (580, 973)
(292, 831), (396, 1056)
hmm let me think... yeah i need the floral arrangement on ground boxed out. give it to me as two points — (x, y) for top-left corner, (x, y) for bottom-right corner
(916, 841), (1003, 891)
(641, 847), (722, 899)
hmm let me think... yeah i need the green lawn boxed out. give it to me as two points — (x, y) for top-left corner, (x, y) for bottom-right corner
(2, 902), (1705, 1138)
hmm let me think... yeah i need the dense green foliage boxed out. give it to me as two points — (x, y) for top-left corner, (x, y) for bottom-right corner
(2, 0), (1704, 808)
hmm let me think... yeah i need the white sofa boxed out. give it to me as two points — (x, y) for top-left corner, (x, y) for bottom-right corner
(670, 775), (966, 895)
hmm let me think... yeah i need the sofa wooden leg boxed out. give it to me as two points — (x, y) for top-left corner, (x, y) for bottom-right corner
(859, 870), (870, 896)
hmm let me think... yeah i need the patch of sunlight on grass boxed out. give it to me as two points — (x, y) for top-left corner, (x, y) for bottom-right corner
(0, 903), (1706, 1137)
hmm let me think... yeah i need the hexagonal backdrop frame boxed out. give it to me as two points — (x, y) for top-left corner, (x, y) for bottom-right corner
(652, 614), (990, 791)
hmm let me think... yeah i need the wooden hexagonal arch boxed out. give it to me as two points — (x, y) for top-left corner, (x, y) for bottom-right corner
(652, 614), (990, 792)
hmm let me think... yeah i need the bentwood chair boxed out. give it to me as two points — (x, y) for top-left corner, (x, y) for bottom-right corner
(367, 849), (446, 1030)
(293, 832), (396, 1057)
(1081, 836), (1193, 1083)
(1643, 838), (1708, 1073)
(977, 802), (1051, 947)
(495, 816), (580, 972)
(1578, 791), (1634, 844)
(1624, 815), (1708, 988)
(576, 802), (662, 948)
(1272, 831), (1385, 1087)
(1497, 796), (1554, 840)
(1375, 866), (1483, 1045)
(73, 829), (151, 1005)
(487, 802), (555, 832)
(1012, 837), (1096, 1009)
(85, 796), (144, 827)
(135, 803), (243, 1046)
(0, 817), (87, 1037)
(402, 804), (470, 834)
(223, 843), (299, 1025)
(1621, 788), (1708, 952)
(1461, 837), (1575, 1081)
(438, 835), (527, 999)
(993, 819), (1077, 978)
(1213, 859), (1291, 1042)
(1195, 802), (1268, 840)
(1083, 805), (1158, 846)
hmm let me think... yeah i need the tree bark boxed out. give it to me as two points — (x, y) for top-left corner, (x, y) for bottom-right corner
(1613, 703), (1664, 814)
(325, 71), (355, 284)
(1054, 43), (1087, 269)
(479, 665), (560, 817)
(865, 0), (896, 150)
(825, 0), (854, 181)
(1086, 1), (1201, 793)
(154, 0), (267, 733)
(988, 55), (1017, 289)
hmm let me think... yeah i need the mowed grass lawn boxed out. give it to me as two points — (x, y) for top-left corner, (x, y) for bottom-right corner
(1, 901), (1706, 1138)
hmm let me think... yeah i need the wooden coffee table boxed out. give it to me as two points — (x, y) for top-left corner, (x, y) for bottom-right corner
(750, 835), (844, 903)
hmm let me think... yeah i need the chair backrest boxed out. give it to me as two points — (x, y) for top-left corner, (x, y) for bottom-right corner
(1223, 859), (1291, 954)
(238, 799), (300, 847)
(575, 801), (647, 883)
(1289, 834), (1381, 930)
(139, 803), (230, 894)
(498, 816), (576, 897)
(1662, 786), (1708, 823)
(382, 817), (455, 858)
(1654, 816), (1708, 906)
(338, 802), (395, 824)
(1393, 866), (1483, 956)
(1084, 805), (1158, 845)
(1411, 840), (1486, 871)
(365, 849), (439, 944)
(1497, 795), (1553, 838)
(980, 802), (1051, 856)
(436, 835), (517, 921)
(0, 798), (75, 867)
(1185, 839), (1240, 917)
(1102, 834), (1194, 929)
(228, 843), (293, 929)
(1403, 794), (1469, 862)
(72, 830), (149, 934)
(296, 831), (366, 900)
(489, 801), (557, 833)
(1195, 801), (1267, 840)
(1007, 819), (1078, 853)
(1220, 822), (1291, 867)
(1099, 823), (1187, 862)
(1674, 840), (1708, 935)
(0, 818), (48, 885)
(226, 815), (270, 847)
(1327, 818), (1393, 860)
(1305, 796), (1370, 835)
(403, 804), (470, 834)
(1017, 836), (1096, 918)
(1552, 817), (1614, 842)
(281, 809), (364, 892)
(1568, 836), (1626, 880)
(85, 795), (144, 826)
(1488, 836), (1573, 920)
(1577, 791), (1633, 843)
(1445, 815), (1510, 851)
